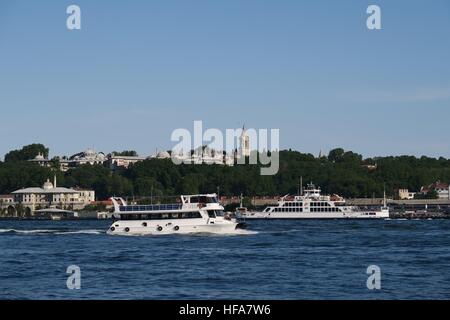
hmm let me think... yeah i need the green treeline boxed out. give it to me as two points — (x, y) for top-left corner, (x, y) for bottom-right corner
(1, 146), (450, 200)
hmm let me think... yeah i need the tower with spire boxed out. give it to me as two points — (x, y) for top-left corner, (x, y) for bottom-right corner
(239, 125), (250, 157)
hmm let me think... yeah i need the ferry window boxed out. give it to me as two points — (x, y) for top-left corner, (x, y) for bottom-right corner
(162, 213), (169, 219)
(207, 211), (216, 218)
(215, 210), (225, 217)
(171, 213), (180, 219)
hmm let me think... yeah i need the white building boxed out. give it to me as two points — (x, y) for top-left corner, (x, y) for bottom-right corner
(11, 176), (95, 214)
(156, 148), (236, 166)
(154, 126), (250, 166)
(420, 181), (450, 200)
(0, 195), (14, 206)
(29, 149), (107, 172)
(398, 189), (416, 200)
(108, 155), (148, 170)
(28, 153), (52, 168)
(68, 148), (106, 166)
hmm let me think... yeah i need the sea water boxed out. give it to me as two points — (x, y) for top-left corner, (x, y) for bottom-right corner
(0, 219), (449, 299)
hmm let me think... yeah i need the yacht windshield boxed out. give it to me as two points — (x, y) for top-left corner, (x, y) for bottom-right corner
(214, 210), (225, 217)
(207, 210), (225, 218)
(190, 196), (218, 204)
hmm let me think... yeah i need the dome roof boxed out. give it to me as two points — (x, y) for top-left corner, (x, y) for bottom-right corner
(157, 151), (171, 159)
(42, 179), (54, 190)
(34, 153), (45, 160)
(85, 148), (95, 156)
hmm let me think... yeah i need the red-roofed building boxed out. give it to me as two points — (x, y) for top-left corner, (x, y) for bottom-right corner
(420, 181), (450, 199)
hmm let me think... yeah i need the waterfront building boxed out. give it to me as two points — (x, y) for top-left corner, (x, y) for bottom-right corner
(0, 195), (15, 212)
(399, 189), (416, 200)
(10, 176), (95, 215)
(420, 181), (450, 199)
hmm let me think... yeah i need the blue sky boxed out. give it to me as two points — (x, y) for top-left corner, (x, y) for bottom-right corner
(0, 0), (449, 159)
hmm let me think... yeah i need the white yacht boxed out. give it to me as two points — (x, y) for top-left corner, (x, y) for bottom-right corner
(107, 194), (244, 235)
(237, 183), (389, 219)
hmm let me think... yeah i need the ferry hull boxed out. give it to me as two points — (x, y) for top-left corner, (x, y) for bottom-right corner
(238, 210), (389, 219)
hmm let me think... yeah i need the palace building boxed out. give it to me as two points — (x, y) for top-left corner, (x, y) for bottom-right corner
(10, 176), (95, 215)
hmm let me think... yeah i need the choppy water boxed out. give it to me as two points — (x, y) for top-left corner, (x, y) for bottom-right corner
(0, 219), (449, 300)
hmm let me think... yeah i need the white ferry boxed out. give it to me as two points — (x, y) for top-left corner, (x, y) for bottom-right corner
(237, 183), (389, 219)
(107, 194), (244, 235)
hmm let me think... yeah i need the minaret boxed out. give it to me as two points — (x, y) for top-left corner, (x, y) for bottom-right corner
(239, 125), (250, 157)
(54, 175), (57, 189)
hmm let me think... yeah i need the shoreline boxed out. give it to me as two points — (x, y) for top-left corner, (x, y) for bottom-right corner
(1, 214), (449, 221)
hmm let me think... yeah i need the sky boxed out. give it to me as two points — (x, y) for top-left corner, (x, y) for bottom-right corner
(0, 0), (449, 160)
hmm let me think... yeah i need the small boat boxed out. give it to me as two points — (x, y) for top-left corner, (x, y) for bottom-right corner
(107, 193), (245, 235)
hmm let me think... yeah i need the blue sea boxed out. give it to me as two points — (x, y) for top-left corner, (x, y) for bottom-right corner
(0, 219), (449, 300)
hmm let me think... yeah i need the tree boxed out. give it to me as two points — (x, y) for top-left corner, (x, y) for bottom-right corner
(4, 144), (49, 162)
(328, 148), (345, 163)
(414, 190), (439, 200)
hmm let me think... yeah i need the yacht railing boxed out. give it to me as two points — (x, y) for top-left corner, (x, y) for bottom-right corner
(119, 204), (183, 212)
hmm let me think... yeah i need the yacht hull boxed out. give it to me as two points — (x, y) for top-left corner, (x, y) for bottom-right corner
(107, 219), (240, 236)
